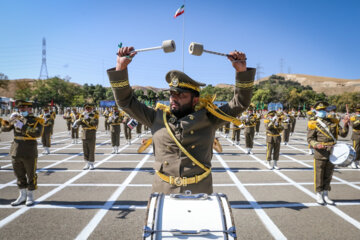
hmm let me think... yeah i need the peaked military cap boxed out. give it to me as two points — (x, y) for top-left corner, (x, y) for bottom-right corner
(166, 70), (205, 93)
(15, 100), (32, 107)
(43, 107), (50, 111)
(112, 105), (119, 110)
(314, 101), (329, 110)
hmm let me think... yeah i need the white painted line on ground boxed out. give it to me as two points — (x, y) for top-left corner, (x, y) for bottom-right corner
(75, 148), (153, 240)
(215, 150), (287, 240)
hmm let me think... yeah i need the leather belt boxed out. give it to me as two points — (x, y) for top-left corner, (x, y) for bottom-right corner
(156, 169), (211, 187)
(14, 136), (37, 141)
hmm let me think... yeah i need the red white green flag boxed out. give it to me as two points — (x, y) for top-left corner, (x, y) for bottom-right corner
(174, 5), (185, 18)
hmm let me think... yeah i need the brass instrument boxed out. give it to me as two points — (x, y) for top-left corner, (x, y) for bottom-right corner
(2, 113), (26, 132)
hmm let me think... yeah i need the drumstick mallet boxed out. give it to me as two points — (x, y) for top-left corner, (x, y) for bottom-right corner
(117, 40), (176, 58)
(188, 42), (247, 61)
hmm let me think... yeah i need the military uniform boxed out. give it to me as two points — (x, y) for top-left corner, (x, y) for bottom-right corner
(289, 109), (297, 136)
(224, 122), (230, 138)
(122, 114), (133, 145)
(63, 108), (72, 133)
(241, 109), (257, 154)
(39, 108), (54, 154)
(264, 111), (284, 169)
(107, 66), (255, 194)
(350, 104), (360, 168)
(108, 106), (123, 153)
(307, 108), (316, 155)
(231, 117), (241, 145)
(73, 104), (99, 170)
(255, 111), (261, 135)
(307, 101), (349, 205)
(281, 110), (292, 145)
(136, 122), (143, 137)
(70, 108), (80, 144)
(103, 108), (110, 133)
(50, 108), (56, 137)
(1, 100), (44, 206)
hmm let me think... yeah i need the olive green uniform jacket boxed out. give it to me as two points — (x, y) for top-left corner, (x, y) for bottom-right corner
(350, 115), (360, 161)
(107, 67), (255, 194)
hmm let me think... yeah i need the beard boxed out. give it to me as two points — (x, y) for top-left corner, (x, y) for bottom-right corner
(170, 100), (195, 119)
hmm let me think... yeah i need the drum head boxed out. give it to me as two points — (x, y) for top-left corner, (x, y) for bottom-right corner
(330, 143), (350, 165)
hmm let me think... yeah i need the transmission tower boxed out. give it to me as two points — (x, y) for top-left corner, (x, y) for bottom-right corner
(256, 63), (264, 81)
(280, 58), (284, 73)
(39, 37), (49, 79)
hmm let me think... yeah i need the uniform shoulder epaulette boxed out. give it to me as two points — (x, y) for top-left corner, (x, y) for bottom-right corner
(350, 116), (356, 121)
(264, 119), (270, 123)
(307, 111), (314, 116)
(308, 120), (317, 129)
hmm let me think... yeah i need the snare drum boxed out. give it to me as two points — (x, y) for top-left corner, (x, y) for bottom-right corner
(127, 118), (138, 129)
(330, 143), (356, 167)
(143, 192), (237, 239)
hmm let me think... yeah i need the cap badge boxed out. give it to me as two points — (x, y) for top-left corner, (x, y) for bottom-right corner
(171, 77), (179, 87)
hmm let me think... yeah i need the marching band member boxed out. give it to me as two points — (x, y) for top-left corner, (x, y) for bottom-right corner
(50, 107), (56, 138)
(264, 110), (284, 170)
(108, 44), (254, 194)
(73, 103), (99, 170)
(70, 107), (80, 144)
(63, 108), (72, 135)
(350, 104), (360, 169)
(289, 108), (297, 136)
(254, 110), (262, 136)
(39, 107), (53, 155)
(307, 106), (316, 155)
(108, 105), (123, 154)
(241, 106), (257, 154)
(1, 100), (44, 206)
(281, 108), (292, 145)
(307, 101), (349, 205)
(102, 107), (110, 134)
(122, 113), (132, 145)
(224, 122), (230, 138)
(136, 121), (142, 138)
(231, 115), (242, 145)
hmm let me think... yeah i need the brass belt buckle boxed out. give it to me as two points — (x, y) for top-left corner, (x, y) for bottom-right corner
(174, 177), (183, 187)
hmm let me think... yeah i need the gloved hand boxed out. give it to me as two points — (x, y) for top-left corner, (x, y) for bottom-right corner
(84, 114), (89, 120)
(10, 112), (20, 120)
(15, 120), (24, 129)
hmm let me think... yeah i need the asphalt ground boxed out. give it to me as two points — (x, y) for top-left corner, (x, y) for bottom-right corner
(0, 116), (359, 240)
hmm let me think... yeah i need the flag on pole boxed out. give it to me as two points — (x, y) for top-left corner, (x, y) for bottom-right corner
(174, 5), (185, 18)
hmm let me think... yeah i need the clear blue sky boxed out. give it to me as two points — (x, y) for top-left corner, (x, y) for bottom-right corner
(1, 0), (359, 88)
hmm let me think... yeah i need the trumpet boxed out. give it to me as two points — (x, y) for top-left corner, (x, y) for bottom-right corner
(1, 113), (26, 131)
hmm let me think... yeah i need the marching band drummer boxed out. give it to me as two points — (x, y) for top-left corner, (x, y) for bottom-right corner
(307, 101), (349, 205)
(73, 103), (99, 170)
(350, 104), (360, 169)
(107, 44), (255, 194)
(1, 100), (44, 206)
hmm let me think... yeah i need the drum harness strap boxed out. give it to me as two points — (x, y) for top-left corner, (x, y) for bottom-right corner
(316, 118), (337, 144)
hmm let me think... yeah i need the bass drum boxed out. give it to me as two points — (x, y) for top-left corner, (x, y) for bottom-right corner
(127, 118), (138, 130)
(143, 192), (237, 240)
(330, 143), (356, 167)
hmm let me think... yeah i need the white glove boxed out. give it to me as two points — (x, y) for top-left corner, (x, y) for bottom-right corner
(84, 114), (89, 120)
(10, 112), (19, 120)
(15, 120), (24, 129)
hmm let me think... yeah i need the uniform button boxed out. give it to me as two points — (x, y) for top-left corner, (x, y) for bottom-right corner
(190, 130), (194, 134)
(189, 115), (194, 120)
(164, 161), (169, 165)
(192, 163), (196, 166)
(191, 145), (195, 149)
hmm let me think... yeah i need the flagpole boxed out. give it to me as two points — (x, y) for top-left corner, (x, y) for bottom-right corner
(182, 0), (185, 72)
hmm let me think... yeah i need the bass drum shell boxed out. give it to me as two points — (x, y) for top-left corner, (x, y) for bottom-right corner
(143, 193), (237, 240)
(330, 143), (356, 167)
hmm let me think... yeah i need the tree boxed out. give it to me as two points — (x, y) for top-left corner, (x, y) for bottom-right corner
(15, 80), (32, 100)
(0, 73), (9, 89)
